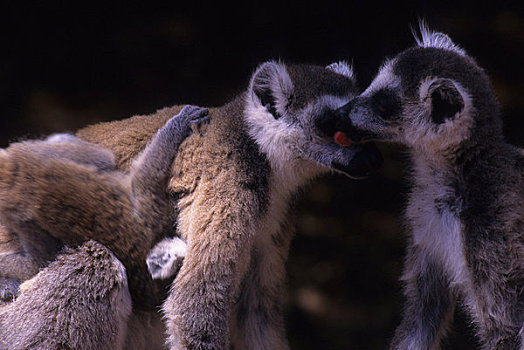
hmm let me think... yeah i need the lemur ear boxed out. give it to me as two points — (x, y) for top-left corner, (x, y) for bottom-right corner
(413, 20), (466, 56)
(250, 61), (294, 119)
(422, 78), (466, 125)
(326, 61), (355, 80)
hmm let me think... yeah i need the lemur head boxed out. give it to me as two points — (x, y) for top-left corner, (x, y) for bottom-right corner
(332, 24), (502, 158)
(245, 60), (382, 180)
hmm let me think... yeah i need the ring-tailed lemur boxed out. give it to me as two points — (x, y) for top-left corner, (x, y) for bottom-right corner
(330, 25), (524, 349)
(71, 60), (382, 350)
(0, 105), (208, 311)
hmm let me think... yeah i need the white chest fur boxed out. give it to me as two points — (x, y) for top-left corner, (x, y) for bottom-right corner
(406, 161), (470, 289)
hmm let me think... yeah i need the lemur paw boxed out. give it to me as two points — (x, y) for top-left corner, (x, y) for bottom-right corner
(170, 105), (210, 138)
(0, 277), (21, 302)
(146, 237), (186, 280)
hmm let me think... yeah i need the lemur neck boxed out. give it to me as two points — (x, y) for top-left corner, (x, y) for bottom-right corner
(409, 139), (506, 207)
(244, 99), (323, 192)
(411, 134), (503, 173)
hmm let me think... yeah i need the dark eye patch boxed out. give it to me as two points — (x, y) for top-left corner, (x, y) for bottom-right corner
(371, 89), (401, 120)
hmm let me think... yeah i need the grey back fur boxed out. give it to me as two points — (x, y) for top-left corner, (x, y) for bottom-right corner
(0, 240), (132, 350)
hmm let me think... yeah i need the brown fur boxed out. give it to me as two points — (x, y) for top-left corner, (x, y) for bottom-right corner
(0, 106), (208, 310)
(76, 61), (369, 349)
(1, 61), (371, 349)
(0, 240), (132, 350)
(76, 105), (182, 170)
(80, 101), (265, 348)
(0, 224), (38, 282)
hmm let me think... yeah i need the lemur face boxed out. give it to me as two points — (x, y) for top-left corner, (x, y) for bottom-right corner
(333, 53), (475, 156)
(246, 61), (382, 179)
(330, 27), (497, 156)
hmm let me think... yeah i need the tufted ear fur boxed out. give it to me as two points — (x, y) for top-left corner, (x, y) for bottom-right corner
(421, 78), (466, 125)
(412, 20), (466, 56)
(249, 61), (294, 119)
(326, 61), (355, 80)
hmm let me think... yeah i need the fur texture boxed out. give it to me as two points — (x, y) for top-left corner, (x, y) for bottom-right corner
(0, 240), (132, 350)
(75, 60), (381, 350)
(0, 105), (208, 311)
(333, 26), (524, 349)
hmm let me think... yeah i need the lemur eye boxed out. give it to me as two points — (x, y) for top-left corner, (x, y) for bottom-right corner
(372, 89), (400, 120)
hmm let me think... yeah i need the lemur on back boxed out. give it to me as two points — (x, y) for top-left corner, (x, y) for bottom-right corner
(331, 25), (524, 349)
(0, 60), (382, 349)
(0, 105), (208, 310)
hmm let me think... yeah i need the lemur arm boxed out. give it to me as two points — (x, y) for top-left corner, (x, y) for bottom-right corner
(163, 181), (260, 350)
(129, 105), (209, 238)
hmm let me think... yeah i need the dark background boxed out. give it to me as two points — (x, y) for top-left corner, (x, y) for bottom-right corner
(1, 1), (523, 349)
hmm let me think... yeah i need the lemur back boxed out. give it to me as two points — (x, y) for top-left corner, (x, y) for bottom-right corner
(0, 240), (132, 350)
(0, 105), (208, 309)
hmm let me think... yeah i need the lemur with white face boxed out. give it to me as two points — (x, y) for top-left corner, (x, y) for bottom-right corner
(331, 26), (524, 349)
(1, 61), (381, 349)
(78, 60), (381, 350)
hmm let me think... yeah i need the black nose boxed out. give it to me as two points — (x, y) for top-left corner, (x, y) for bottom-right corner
(315, 103), (355, 138)
(314, 109), (340, 137)
(334, 99), (369, 143)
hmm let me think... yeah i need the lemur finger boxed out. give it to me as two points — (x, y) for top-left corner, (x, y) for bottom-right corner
(190, 107), (209, 119)
(179, 105), (208, 118)
(190, 116), (210, 130)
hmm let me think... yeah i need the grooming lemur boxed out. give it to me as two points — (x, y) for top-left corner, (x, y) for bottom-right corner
(77, 60), (381, 350)
(0, 60), (381, 349)
(331, 26), (524, 349)
(0, 105), (209, 311)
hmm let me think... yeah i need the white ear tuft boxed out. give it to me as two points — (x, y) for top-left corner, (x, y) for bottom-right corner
(412, 20), (466, 56)
(326, 61), (355, 80)
(249, 60), (294, 118)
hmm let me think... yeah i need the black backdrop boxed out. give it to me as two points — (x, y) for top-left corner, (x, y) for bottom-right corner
(1, 2), (523, 349)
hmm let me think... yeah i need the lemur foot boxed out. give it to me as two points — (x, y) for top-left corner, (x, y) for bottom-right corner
(146, 237), (187, 280)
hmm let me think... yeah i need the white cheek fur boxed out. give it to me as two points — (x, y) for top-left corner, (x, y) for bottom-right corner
(402, 78), (474, 156)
